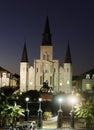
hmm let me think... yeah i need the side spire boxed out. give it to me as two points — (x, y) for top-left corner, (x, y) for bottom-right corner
(21, 41), (28, 62)
(42, 16), (52, 46)
(64, 41), (72, 63)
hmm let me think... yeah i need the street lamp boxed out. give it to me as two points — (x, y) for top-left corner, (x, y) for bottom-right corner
(57, 98), (63, 128)
(70, 95), (77, 128)
(25, 97), (29, 121)
(37, 98), (42, 129)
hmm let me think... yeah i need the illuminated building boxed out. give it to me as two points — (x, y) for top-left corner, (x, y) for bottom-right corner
(20, 16), (72, 93)
(0, 66), (19, 88)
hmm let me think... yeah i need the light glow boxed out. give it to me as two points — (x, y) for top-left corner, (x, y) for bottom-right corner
(58, 98), (62, 103)
(39, 97), (42, 102)
(25, 97), (29, 102)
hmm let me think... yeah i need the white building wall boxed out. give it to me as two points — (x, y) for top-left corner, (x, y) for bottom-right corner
(82, 77), (94, 91)
(20, 43), (72, 93)
(28, 66), (35, 90)
(40, 46), (53, 60)
(52, 60), (59, 92)
(59, 67), (64, 92)
(1, 77), (10, 86)
(20, 63), (29, 92)
(0, 72), (18, 88)
(63, 63), (72, 93)
(29, 59), (60, 92)
(20, 59), (73, 93)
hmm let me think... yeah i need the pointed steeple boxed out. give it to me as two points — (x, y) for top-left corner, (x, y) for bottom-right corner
(42, 16), (52, 46)
(21, 42), (28, 62)
(64, 41), (72, 63)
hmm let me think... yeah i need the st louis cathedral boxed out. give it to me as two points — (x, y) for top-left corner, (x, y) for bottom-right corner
(20, 16), (72, 93)
(0, 17), (93, 92)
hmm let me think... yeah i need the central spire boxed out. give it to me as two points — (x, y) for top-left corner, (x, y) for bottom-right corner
(42, 16), (52, 46)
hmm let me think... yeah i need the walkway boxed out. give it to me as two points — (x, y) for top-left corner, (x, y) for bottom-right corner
(38, 128), (87, 130)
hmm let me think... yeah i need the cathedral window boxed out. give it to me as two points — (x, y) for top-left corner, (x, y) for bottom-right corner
(41, 65), (44, 73)
(47, 55), (49, 60)
(2, 82), (6, 86)
(50, 76), (52, 85)
(92, 74), (94, 79)
(36, 68), (38, 72)
(86, 84), (91, 90)
(50, 65), (52, 73)
(0, 73), (2, 78)
(8, 73), (10, 78)
(50, 65), (54, 73)
(45, 70), (48, 73)
(67, 80), (70, 85)
(40, 76), (43, 85)
(26, 68), (28, 72)
(60, 82), (62, 86)
(29, 82), (32, 85)
(67, 68), (69, 72)
(2, 73), (6, 78)
(86, 74), (90, 79)
(43, 55), (45, 60)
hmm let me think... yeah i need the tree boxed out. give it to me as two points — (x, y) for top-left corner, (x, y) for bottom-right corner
(1, 102), (24, 126)
(0, 86), (24, 126)
(74, 92), (94, 128)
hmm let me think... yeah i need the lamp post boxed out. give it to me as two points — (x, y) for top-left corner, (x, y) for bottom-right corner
(37, 98), (42, 129)
(57, 98), (63, 129)
(70, 95), (76, 128)
(25, 97), (29, 121)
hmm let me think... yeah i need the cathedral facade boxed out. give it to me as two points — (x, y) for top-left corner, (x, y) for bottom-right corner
(20, 16), (72, 93)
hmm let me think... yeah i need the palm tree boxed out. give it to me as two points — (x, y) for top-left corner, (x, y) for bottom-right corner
(74, 92), (94, 128)
(1, 102), (24, 126)
(0, 86), (24, 126)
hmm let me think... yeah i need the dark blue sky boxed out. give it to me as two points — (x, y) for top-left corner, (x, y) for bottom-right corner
(0, 0), (94, 75)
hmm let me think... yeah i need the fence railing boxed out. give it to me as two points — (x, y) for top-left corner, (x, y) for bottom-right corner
(24, 115), (94, 129)
(62, 116), (94, 129)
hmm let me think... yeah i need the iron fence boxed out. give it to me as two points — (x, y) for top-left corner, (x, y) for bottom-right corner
(62, 116), (94, 129)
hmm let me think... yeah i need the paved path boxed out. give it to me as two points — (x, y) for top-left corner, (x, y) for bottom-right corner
(39, 128), (89, 130)
(0, 126), (89, 130)
(38, 128), (86, 130)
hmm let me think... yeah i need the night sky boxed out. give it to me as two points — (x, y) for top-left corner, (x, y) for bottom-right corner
(0, 0), (94, 76)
